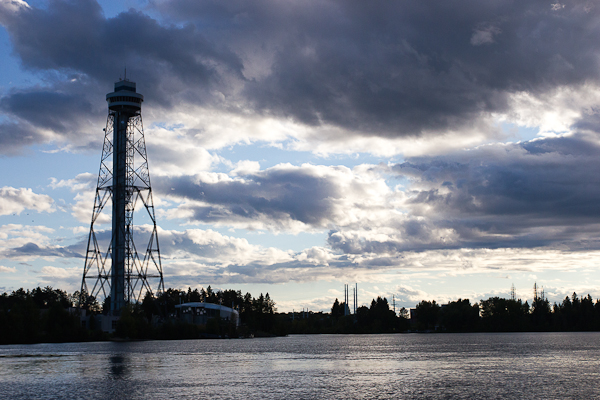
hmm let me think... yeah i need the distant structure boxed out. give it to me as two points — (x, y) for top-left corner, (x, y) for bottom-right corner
(533, 282), (545, 303)
(353, 283), (357, 314)
(175, 302), (239, 327)
(80, 78), (164, 314)
(343, 283), (358, 315)
(510, 283), (516, 301)
(344, 284), (349, 316)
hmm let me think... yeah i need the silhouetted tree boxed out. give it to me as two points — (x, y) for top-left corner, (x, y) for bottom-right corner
(141, 292), (158, 322)
(205, 286), (219, 303)
(480, 297), (529, 331)
(369, 297), (397, 332)
(531, 292), (551, 331)
(355, 305), (370, 330)
(331, 298), (343, 319)
(414, 300), (440, 331)
(439, 299), (480, 332)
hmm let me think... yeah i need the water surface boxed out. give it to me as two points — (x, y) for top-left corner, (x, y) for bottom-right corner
(1, 332), (598, 399)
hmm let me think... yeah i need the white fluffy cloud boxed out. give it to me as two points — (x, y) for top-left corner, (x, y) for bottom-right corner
(40, 265), (72, 278)
(0, 224), (54, 249)
(0, 187), (54, 216)
(49, 173), (96, 192)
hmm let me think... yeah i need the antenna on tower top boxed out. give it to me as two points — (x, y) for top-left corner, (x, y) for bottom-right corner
(124, 65), (127, 81)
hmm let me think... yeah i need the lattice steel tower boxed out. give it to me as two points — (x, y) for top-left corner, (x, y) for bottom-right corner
(81, 78), (164, 313)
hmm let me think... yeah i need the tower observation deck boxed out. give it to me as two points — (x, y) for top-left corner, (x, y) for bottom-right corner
(81, 79), (164, 313)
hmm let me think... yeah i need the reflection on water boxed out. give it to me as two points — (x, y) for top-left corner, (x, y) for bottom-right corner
(0, 332), (599, 399)
(109, 354), (127, 378)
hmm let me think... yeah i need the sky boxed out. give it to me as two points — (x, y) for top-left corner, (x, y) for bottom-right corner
(1, 0), (600, 312)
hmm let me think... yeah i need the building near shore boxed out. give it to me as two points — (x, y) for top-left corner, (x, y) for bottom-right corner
(80, 310), (121, 334)
(175, 302), (240, 327)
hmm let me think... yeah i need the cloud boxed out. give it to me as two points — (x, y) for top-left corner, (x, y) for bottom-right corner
(0, 266), (17, 273)
(0, 0), (29, 18)
(389, 132), (600, 250)
(503, 84), (600, 138)
(2, 0), (600, 155)
(159, 228), (271, 264)
(0, 121), (48, 155)
(145, 127), (223, 176)
(2, 242), (82, 260)
(70, 192), (97, 224)
(4, 221), (599, 290)
(0, 82), (111, 154)
(231, 160), (261, 177)
(3, 0), (600, 297)
(0, 187), (55, 216)
(13, 126), (600, 276)
(153, 233), (600, 288)
(0, 0), (244, 152)
(0, 224), (55, 248)
(327, 221), (460, 254)
(37, 265), (82, 290)
(148, 123), (600, 255)
(49, 173), (96, 192)
(134, 227), (373, 285)
(470, 25), (501, 46)
(155, 0), (600, 139)
(40, 265), (72, 278)
(0, 90), (94, 132)
(156, 162), (390, 232)
(0, 224), (85, 263)
(1, 0), (243, 92)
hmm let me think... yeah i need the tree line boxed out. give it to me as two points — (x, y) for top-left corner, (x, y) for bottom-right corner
(0, 287), (91, 344)
(3, 285), (600, 344)
(412, 292), (600, 332)
(0, 286), (279, 344)
(287, 296), (410, 334)
(282, 292), (600, 334)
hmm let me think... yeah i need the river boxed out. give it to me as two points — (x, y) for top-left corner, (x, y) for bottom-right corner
(1, 332), (598, 399)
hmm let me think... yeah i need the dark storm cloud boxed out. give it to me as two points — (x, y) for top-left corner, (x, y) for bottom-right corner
(0, 121), (46, 155)
(0, 76), (113, 152)
(155, 166), (345, 228)
(3, 0), (243, 98)
(1, 89), (94, 132)
(0, 0), (244, 150)
(155, 0), (600, 136)
(348, 129), (600, 252)
(397, 135), (600, 223)
(3, 0), (600, 144)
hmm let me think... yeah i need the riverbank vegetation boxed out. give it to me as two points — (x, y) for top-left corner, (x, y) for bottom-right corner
(0, 286), (279, 344)
(2, 286), (600, 344)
